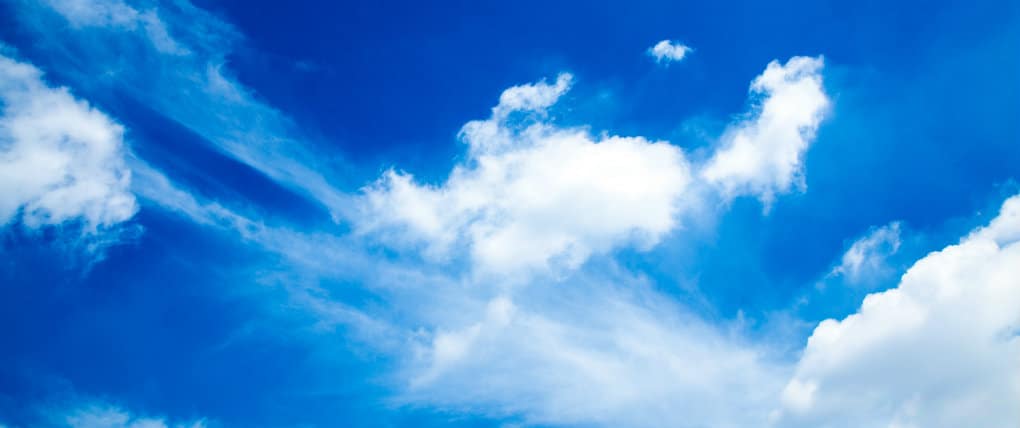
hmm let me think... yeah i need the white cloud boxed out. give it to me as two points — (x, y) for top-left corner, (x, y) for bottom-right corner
(41, 0), (189, 55)
(776, 194), (1020, 427)
(0, 54), (137, 232)
(401, 276), (788, 427)
(701, 56), (830, 205)
(493, 73), (573, 118)
(21, 0), (349, 217)
(129, 161), (402, 340)
(62, 403), (205, 428)
(829, 222), (902, 284)
(358, 57), (831, 275)
(358, 73), (693, 275)
(647, 40), (691, 64)
(40, 0), (139, 28)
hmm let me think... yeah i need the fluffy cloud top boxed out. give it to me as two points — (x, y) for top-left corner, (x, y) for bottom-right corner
(647, 40), (691, 64)
(702, 56), (829, 204)
(0, 54), (136, 231)
(358, 73), (693, 275)
(778, 194), (1020, 427)
(358, 57), (829, 275)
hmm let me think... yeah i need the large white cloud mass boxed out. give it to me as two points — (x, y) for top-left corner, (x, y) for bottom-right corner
(777, 194), (1020, 427)
(358, 57), (829, 276)
(0, 54), (136, 231)
(358, 73), (694, 276)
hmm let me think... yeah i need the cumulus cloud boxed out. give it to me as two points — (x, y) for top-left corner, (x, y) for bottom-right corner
(358, 73), (693, 275)
(0, 54), (137, 232)
(702, 56), (830, 205)
(647, 40), (691, 64)
(829, 222), (902, 284)
(777, 194), (1020, 427)
(358, 57), (829, 275)
(62, 402), (205, 428)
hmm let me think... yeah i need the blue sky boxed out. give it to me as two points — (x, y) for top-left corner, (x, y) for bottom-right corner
(0, 0), (1018, 427)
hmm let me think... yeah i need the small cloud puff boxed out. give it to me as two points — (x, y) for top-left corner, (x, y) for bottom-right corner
(647, 40), (691, 64)
(829, 221), (902, 284)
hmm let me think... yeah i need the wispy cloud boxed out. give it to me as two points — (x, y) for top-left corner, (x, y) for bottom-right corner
(20, 0), (350, 217)
(398, 272), (789, 427)
(346, 59), (833, 425)
(40, 0), (189, 55)
(61, 401), (206, 428)
(829, 221), (902, 284)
